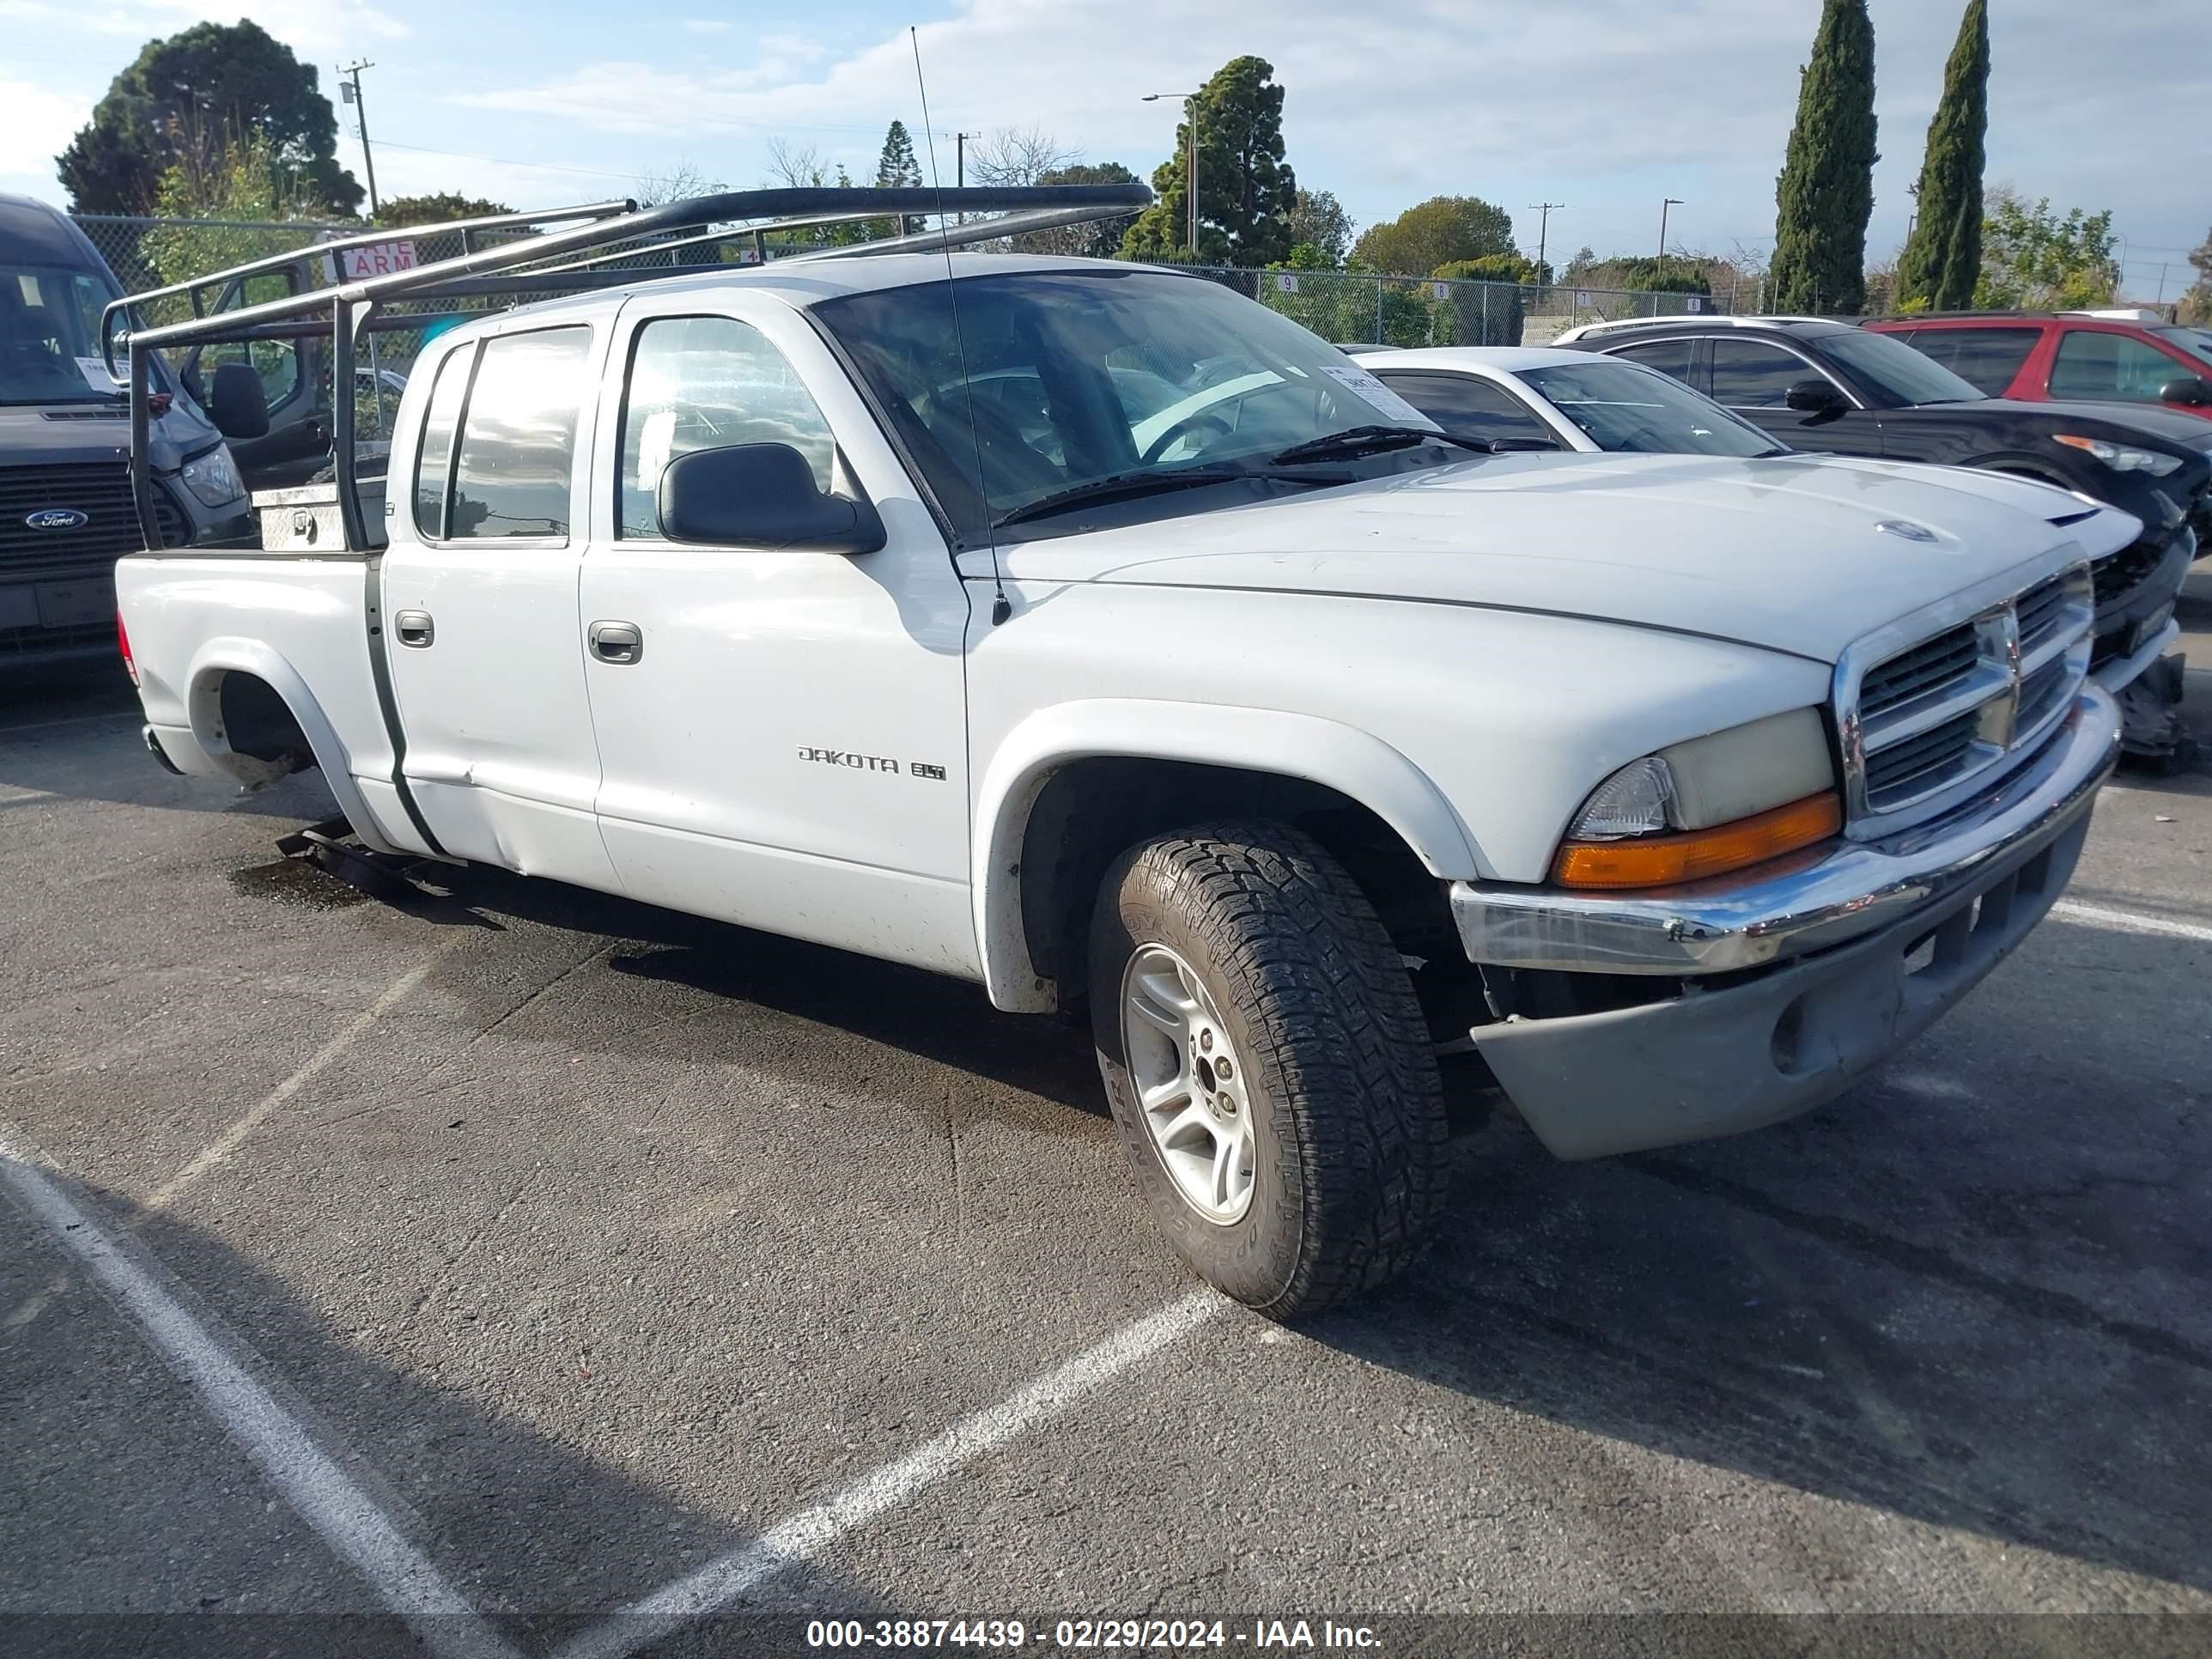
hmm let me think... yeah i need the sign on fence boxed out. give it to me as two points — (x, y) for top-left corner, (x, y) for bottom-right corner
(1431, 282), (1449, 300)
(1686, 295), (1703, 313)
(1575, 289), (1593, 307)
(324, 240), (418, 282)
(1273, 273), (1298, 294)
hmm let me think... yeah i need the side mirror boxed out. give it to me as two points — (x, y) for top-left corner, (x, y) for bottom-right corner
(208, 362), (270, 440)
(1784, 378), (1846, 415)
(657, 442), (886, 554)
(2158, 375), (2212, 408)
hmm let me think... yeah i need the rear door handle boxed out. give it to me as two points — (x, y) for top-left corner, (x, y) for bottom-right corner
(588, 619), (643, 665)
(393, 610), (434, 648)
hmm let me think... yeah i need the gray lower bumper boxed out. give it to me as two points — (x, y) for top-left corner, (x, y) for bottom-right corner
(1458, 690), (2119, 1160)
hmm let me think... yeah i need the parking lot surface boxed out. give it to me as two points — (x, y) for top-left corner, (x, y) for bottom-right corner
(3, 618), (2209, 1656)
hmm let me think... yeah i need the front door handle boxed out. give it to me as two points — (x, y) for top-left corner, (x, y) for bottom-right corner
(588, 619), (643, 665)
(393, 610), (434, 648)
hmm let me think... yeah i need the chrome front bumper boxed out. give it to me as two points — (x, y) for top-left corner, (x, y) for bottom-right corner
(1451, 687), (2120, 978)
(1452, 689), (2119, 1161)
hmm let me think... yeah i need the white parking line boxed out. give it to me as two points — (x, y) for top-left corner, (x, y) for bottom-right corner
(0, 1138), (525, 1659)
(553, 1289), (1229, 1659)
(2051, 900), (2212, 945)
(146, 939), (467, 1215)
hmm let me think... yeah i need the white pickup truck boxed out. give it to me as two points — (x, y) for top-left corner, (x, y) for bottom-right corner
(113, 195), (2129, 1316)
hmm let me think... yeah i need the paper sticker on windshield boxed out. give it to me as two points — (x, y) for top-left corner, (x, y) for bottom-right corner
(1318, 366), (1439, 428)
(76, 357), (117, 393)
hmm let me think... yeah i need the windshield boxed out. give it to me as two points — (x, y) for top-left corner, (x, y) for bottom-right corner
(1516, 360), (1782, 457)
(2150, 327), (2212, 372)
(1820, 326), (1985, 407)
(814, 270), (1445, 539)
(1, 265), (127, 406)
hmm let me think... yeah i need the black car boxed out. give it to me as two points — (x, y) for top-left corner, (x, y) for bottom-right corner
(1555, 314), (2210, 757)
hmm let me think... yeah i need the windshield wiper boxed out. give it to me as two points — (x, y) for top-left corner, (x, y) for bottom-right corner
(993, 465), (1251, 527)
(1266, 424), (1492, 466)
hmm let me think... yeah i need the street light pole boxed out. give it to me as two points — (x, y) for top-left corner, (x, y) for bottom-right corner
(1143, 91), (1201, 256)
(1658, 197), (1683, 276)
(338, 60), (380, 216)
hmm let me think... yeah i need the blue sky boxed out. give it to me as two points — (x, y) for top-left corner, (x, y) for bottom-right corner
(2, 0), (2206, 299)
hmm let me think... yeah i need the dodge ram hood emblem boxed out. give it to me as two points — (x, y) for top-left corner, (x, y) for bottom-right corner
(25, 507), (89, 530)
(1875, 520), (1936, 543)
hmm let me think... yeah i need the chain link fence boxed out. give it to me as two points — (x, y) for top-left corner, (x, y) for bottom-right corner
(1191, 265), (1727, 348)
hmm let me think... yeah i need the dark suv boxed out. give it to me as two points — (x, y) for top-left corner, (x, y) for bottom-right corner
(1555, 314), (2211, 758)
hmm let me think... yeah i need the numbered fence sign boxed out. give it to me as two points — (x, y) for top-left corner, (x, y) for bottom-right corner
(1686, 295), (1704, 313)
(1431, 282), (1449, 299)
(1273, 273), (1298, 293)
(1575, 289), (1593, 307)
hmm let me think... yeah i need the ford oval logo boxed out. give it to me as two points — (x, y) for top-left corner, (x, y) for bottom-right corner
(1875, 520), (1936, 543)
(25, 507), (90, 531)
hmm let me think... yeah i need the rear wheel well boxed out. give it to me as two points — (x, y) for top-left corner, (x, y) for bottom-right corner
(1016, 758), (1455, 1012)
(196, 670), (318, 782)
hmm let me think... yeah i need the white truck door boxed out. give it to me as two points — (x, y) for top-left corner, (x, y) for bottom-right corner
(576, 295), (977, 977)
(379, 321), (621, 889)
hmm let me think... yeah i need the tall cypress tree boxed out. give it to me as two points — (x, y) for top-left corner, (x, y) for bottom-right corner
(1769, 0), (1879, 314)
(1894, 0), (1989, 313)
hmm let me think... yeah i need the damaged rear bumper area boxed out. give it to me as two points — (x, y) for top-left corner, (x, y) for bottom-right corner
(1450, 689), (2120, 1160)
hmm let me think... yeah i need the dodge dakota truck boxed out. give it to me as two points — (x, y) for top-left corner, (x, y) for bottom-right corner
(110, 191), (2128, 1316)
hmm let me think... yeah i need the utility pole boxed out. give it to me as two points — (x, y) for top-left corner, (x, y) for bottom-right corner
(338, 60), (380, 216)
(1142, 91), (1201, 256)
(1528, 203), (1563, 282)
(955, 131), (981, 189)
(1658, 197), (1683, 276)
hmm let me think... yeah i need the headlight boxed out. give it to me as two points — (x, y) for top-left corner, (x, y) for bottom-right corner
(179, 444), (245, 507)
(2053, 434), (2183, 477)
(1555, 708), (1841, 890)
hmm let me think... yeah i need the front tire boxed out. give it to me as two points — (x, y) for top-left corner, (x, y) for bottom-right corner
(1088, 822), (1448, 1319)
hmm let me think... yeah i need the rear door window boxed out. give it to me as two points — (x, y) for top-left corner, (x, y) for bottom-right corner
(1709, 339), (1822, 409)
(412, 344), (473, 539)
(1371, 371), (1555, 445)
(446, 326), (592, 540)
(2051, 330), (2192, 403)
(1608, 338), (1697, 384)
(1891, 326), (2040, 396)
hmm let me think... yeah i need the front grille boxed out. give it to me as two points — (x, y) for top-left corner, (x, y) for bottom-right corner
(1841, 563), (2095, 828)
(1865, 709), (1979, 805)
(0, 464), (184, 578)
(2091, 540), (2164, 609)
(1857, 624), (1977, 723)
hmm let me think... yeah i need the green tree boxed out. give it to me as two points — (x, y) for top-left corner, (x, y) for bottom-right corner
(875, 119), (923, 234)
(1769, 0), (1879, 313)
(377, 193), (513, 228)
(1348, 196), (1515, 277)
(2179, 227), (2211, 325)
(1121, 55), (1296, 267)
(1285, 189), (1354, 267)
(1019, 161), (1143, 258)
(58, 21), (361, 216)
(1894, 0), (1988, 313)
(1974, 188), (2118, 308)
(136, 131), (319, 326)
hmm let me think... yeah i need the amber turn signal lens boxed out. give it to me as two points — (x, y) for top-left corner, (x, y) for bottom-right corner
(1553, 791), (1843, 890)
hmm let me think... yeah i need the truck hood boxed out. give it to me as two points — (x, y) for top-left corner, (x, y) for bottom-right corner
(0, 400), (216, 474)
(987, 452), (2120, 664)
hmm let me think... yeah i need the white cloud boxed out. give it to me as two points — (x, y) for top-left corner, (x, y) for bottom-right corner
(0, 79), (91, 179)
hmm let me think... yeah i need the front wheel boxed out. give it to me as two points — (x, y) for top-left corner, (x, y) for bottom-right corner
(1088, 822), (1448, 1319)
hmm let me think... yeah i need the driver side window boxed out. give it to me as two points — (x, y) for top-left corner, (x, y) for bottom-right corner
(617, 315), (836, 539)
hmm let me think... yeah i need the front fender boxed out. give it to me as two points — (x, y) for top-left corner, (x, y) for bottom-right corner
(971, 698), (1481, 1012)
(184, 636), (403, 856)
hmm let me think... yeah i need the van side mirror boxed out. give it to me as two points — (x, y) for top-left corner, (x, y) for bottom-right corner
(2158, 375), (2211, 407)
(1784, 378), (1846, 415)
(657, 443), (885, 554)
(208, 362), (270, 440)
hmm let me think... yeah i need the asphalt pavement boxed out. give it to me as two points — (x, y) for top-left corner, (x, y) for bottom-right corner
(2, 636), (2208, 1659)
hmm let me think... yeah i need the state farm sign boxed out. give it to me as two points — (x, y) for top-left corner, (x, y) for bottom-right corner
(325, 240), (419, 282)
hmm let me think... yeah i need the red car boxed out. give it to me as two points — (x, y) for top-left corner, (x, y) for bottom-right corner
(1867, 311), (2212, 421)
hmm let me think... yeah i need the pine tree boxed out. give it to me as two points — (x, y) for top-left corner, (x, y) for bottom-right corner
(875, 120), (922, 234)
(1769, 0), (1879, 314)
(1893, 0), (1988, 313)
(1121, 56), (1296, 267)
